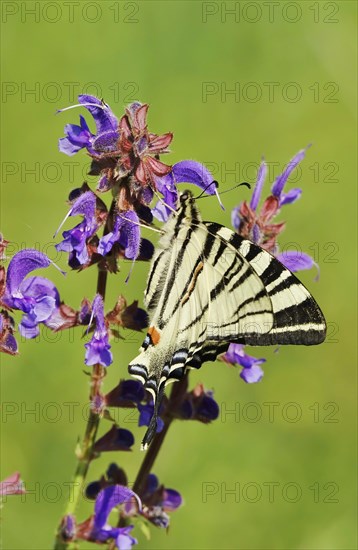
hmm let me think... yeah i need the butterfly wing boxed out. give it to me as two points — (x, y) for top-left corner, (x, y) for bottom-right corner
(129, 195), (326, 448)
(202, 221), (326, 342)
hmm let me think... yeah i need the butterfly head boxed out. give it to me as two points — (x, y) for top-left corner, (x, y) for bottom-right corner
(179, 190), (195, 206)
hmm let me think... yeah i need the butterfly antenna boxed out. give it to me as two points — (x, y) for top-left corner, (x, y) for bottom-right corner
(195, 180), (225, 210)
(222, 181), (251, 194)
(197, 180), (251, 207)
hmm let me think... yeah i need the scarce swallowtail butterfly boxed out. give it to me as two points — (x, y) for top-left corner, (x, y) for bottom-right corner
(129, 190), (326, 449)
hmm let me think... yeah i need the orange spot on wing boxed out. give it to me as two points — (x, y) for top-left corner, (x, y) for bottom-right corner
(148, 326), (161, 345)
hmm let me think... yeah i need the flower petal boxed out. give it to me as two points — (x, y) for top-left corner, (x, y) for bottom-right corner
(94, 486), (140, 531)
(85, 295), (112, 367)
(279, 187), (302, 206)
(78, 95), (118, 134)
(115, 528), (137, 550)
(224, 343), (266, 369)
(162, 488), (182, 511)
(93, 130), (120, 153)
(250, 159), (267, 211)
(271, 148), (307, 198)
(93, 426), (134, 453)
(276, 251), (317, 273)
(5, 250), (51, 297)
(58, 116), (93, 156)
(172, 160), (216, 195)
(148, 132), (173, 152)
(70, 191), (96, 220)
(240, 364), (264, 383)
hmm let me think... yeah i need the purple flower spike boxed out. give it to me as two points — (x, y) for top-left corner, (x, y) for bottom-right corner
(85, 295), (112, 367)
(250, 159), (267, 211)
(3, 250), (61, 339)
(271, 147), (308, 199)
(276, 250), (319, 277)
(224, 343), (266, 384)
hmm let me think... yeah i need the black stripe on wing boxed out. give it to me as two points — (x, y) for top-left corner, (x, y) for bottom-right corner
(203, 222), (326, 346)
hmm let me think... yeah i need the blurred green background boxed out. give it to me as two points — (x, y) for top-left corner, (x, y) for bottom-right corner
(1, 1), (356, 549)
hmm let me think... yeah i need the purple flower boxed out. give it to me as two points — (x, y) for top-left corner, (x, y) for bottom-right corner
(60, 515), (76, 542)
(276, 250), (319, 278)
(152, 160), (219, 221)
(105, 380), (145, 408)
(250, 159), (267, 211)
(55, 191), (99, 267)
(59, 95), (119, 156)
(223, 344), (265, 384)
(94, 486), (139, 545)
(86, 463), (128, 501)
(2, 250), (61, 339)
(140, 474), (182, 528)
(232, 148), (307, 250)
(179, 384), (220, 423)
(85, 294), (112, 367)
(271, 147), (308, 205)
(98, 210), (140, 260)
(93, 425), (134, 452)
(138, 402), (164, 433)
(77, 485), (140, 549)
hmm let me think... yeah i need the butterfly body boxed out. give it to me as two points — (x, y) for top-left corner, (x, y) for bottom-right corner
(129, 191), (326, 448)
